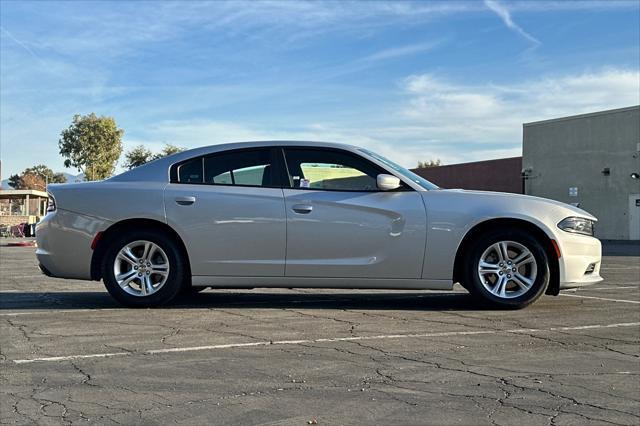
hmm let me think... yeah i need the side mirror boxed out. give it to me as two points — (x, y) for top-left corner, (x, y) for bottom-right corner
(377, 174), (401, 191)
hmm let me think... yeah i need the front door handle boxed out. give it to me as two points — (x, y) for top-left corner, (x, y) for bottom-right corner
(292, 204), (313, 214)
(175, 196), (196, 206)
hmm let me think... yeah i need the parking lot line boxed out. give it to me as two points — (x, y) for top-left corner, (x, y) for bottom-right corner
(0, 275), (54, 280)
(559, 293), (640, 304)
(0, 308), (124, 316)
(580, 286), (638, 291)
(12, 352), (130, 363)
(12, 321), (640, 364)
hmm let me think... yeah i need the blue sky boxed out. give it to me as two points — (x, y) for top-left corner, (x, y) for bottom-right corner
(1, 0), (639, 178)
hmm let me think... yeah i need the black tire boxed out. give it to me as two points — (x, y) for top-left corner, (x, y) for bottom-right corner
(180, 285), (208, 295)
(462, 228), (550, 309)
(102, 229), (187, 308)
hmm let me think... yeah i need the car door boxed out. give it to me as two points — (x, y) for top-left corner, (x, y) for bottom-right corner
(281, 147), (427, 279)
(164, 147), (287, 277)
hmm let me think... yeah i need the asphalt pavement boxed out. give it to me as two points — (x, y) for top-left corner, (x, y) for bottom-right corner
(1, 244), (638, 425)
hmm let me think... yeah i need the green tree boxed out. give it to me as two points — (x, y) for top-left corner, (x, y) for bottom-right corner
(417, 159), (442, 169)
(123, 143), (185, 169)
(8, 174), (24, 189)
(23, 165), (67, 185)
(154, 144), (184, 159)
(7, 165), (67, 190)
(123, 145), (153, 170)
(20, 173), (46, 191)
(58, 113), (124, 181)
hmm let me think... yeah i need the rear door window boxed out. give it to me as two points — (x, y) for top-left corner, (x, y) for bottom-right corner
(204, 149), (275, 187)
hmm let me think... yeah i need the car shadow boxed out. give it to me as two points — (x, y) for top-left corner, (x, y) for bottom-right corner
(0, 291), (497, 311)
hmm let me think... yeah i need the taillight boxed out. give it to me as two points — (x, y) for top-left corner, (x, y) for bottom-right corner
(46, 194), (56, 213)
(91, 232), (103, 250)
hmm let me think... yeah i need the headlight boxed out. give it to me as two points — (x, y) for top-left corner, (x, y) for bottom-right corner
(558, 217), (594, 236)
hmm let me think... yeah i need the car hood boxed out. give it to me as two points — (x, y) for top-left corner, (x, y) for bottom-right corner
(438, 189), (597, 221)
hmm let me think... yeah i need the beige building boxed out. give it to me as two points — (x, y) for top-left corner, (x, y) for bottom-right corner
(523, 106), (640, 240)
(0, 189), (49, 230)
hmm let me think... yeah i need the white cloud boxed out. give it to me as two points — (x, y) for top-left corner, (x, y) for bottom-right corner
(405, 69), (640, 121)
(123, 119), (518, 171)
(504, 1), (637, 12)
(2, 1), (638, 177)
(2, 1), (458, 59)
(4, 67), (639, 177)
(2, 0), (635, 63)
(310, 39), (445, 83)
(0, 26), (44, 65)
(484, 0), (541, 45)
(400, 68), (640, 155)
(120, 68), (639, 170)
(361, 40), (444, 63)
(123, 120), (442, 173)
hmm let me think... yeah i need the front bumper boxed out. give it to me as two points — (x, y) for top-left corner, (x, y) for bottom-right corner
(557, 232), (603, 289)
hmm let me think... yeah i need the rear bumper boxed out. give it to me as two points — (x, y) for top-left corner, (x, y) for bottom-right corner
(38, 263), (54, 277)
(36, 210), (111, 280)
(557, 233), (603, 289)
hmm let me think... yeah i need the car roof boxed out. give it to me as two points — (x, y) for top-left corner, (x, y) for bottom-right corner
(164, 140), (363, 162)
(191, 140), (357, 151)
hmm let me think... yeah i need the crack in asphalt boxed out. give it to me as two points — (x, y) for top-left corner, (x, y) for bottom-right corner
(2, 249), (639, 425)
(288, 337), (639, 425)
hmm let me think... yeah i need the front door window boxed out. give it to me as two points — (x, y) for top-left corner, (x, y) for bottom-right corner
(283, 148), (383, 191)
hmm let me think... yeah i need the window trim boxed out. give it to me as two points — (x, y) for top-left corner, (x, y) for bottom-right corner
(168, 145), (414, 192)
(280, 146), (413, 193)
(169, 147), (285, 188)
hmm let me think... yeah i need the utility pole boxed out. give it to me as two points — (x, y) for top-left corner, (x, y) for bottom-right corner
(34, 170), (49, 190)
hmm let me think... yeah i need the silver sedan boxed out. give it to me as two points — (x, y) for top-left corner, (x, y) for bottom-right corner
(36, 141), (603, 308)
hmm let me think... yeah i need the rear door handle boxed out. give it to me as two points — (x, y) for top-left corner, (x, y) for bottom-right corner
(175, 196), (196, 206)
(292, 204), (313, 214)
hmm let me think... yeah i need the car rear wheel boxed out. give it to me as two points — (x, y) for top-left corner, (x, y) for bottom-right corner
(463, 228), (549, 308)
(102, 231), (186, 307)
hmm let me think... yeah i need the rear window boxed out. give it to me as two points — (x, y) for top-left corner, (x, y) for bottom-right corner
(177, 157), (203, 183)
(173, 149), (275, 187)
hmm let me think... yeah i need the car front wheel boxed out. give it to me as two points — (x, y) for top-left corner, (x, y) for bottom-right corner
(102, 231), (186, 307)
(463, 229), (550, 308)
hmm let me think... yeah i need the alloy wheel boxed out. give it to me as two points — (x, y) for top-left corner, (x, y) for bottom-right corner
(477, 240), (537, 299)
(113, 240), (170, 297)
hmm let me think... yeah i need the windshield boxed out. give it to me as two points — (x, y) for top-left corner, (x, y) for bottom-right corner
(360, 148), (440, 190)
